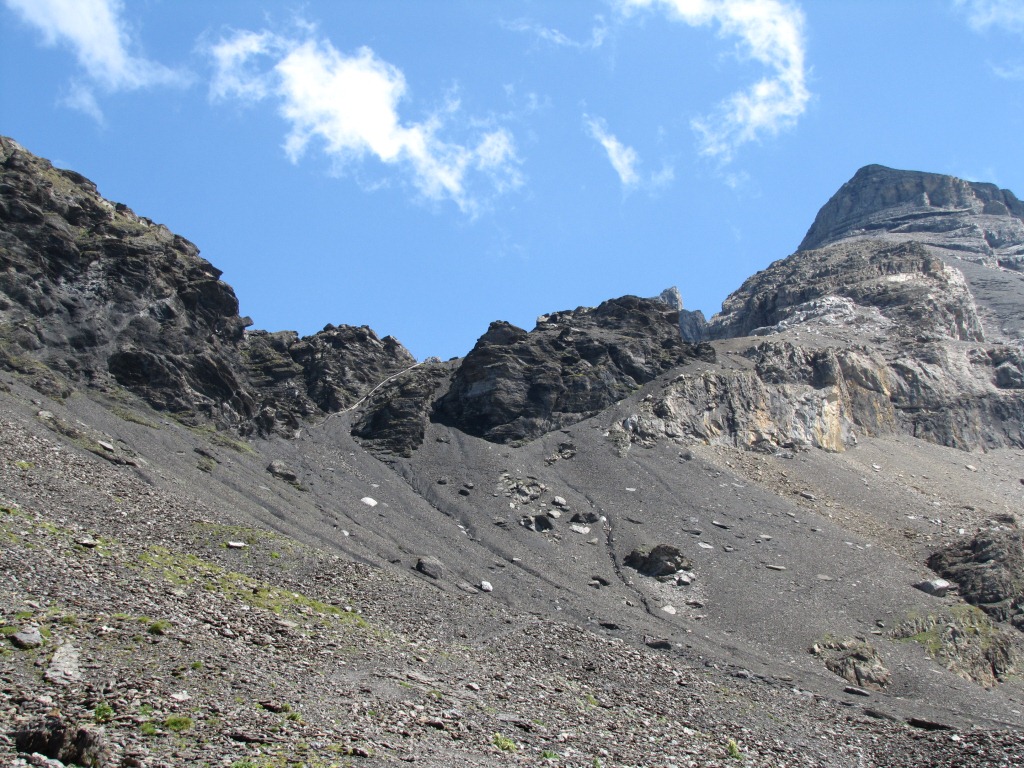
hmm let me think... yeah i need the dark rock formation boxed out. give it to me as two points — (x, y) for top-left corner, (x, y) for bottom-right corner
(12, 714), (108, 766)
(351, 362), (452, 457)
(435, 296), (715, 443)
(624, 545), (692, 577)
(928, 531), (1024, 632)
(0, 136), (416, 437)
(0, 136), (251, 424)
(242, 325), (416, 436)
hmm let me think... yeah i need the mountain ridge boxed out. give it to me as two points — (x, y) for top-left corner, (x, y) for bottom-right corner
(3, 137), (1024, 767)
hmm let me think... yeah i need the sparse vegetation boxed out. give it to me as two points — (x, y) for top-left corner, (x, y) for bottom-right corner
(147, 619), (172, 635)
(493, 733), (517, 752)
(93, 701), (114, 723)
(164, 714), (193, 732)
(139, 721), (158, 736)
(727, 738), (742, 759)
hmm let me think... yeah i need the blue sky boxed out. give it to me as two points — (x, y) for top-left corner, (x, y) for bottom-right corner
(2, 1), (1023, 360)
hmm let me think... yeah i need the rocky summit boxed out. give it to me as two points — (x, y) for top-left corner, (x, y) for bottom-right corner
(2, 136), (1024, 768)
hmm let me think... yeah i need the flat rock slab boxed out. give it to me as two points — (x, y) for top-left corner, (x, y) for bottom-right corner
(11, 626), (43, 649)
(45, 642), (81, 685)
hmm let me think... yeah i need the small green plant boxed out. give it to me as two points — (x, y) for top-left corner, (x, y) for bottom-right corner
(14, 460), (33, 470)
(147, 619), (172, 635)
(726, 738), (742, 759)
(270, 551), (281, 559)
(139, 721), (158, 736)
(286, 711), (301, 722)
(93, 701), (114, 723)
(542, 749), (559, 760)
(138, 704), (155, 717)
(493, 733), (517, 752)
(190, 661), (203, 670)
(164, 715), (193, 732)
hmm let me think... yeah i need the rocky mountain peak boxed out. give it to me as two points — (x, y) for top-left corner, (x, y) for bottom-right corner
(799, 164), (1024, 256)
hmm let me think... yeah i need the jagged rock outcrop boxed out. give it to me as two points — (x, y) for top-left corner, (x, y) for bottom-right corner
(890, 608), (1021, 688)
(242, 325), (416, 436)
(351, 362), (452, 457)
(435, 296), (715, 443)
(0, 136), (252, 422)
(0, 136), (415, 436)
(928, 531), (1024, 632)
(653, 286), (709, 342)
(709, 240), (984, 342)
(811, 638), (891, 691)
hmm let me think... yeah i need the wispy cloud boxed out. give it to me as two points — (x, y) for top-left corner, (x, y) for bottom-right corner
(504, 18), (608, 50)
(621, 0), (810, 163)
(955, 0), (1024, 33)
(955, 1), (1024, 81)
(209, 29), (522, 214)
(586, 117), (640, 187)
(3, 0), (186, 120)
(585, 116), (675, 191)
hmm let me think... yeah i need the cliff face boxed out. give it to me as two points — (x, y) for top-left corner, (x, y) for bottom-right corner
(799, 164), (1024, 258)
(641, 164), (1024, 454)
(434, 296), (715, 444)
(1, 140), (1022, 456)
(0, 137), (415, 436)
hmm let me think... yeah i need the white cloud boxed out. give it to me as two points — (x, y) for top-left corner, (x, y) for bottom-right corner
(992, 62), (1024, 79)
(586, 117), (641, 187)
(210, 30), (522, 214)
(4, 0), (185, 119)
(504, 18), (608, 50)
(621, 0), (810, 162)
(955, 0), (1024, 33)
(585, 116), (676, 192)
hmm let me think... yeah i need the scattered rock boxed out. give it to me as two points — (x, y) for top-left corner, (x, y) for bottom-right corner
(360, 496), (378, 507)
(13, 714), (108, 766)
(479, 581), (493, 593)
(624, 545), (692, 577)
(913, 578), (952, 598)
(266, 460), (298, 482)
(10, 626), (43, 649)
(415, 556), (444, 580)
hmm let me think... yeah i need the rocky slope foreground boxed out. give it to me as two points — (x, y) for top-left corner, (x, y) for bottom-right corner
(2, 137), (1024, 768)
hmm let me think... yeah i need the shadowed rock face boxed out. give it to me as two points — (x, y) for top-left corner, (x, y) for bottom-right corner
(242, 325), (416, 436)
(0, 136), (251, 421)
(0, 136), (415, 435)
(434, 296), (716, 443)
(929, 531), (1024, 632)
